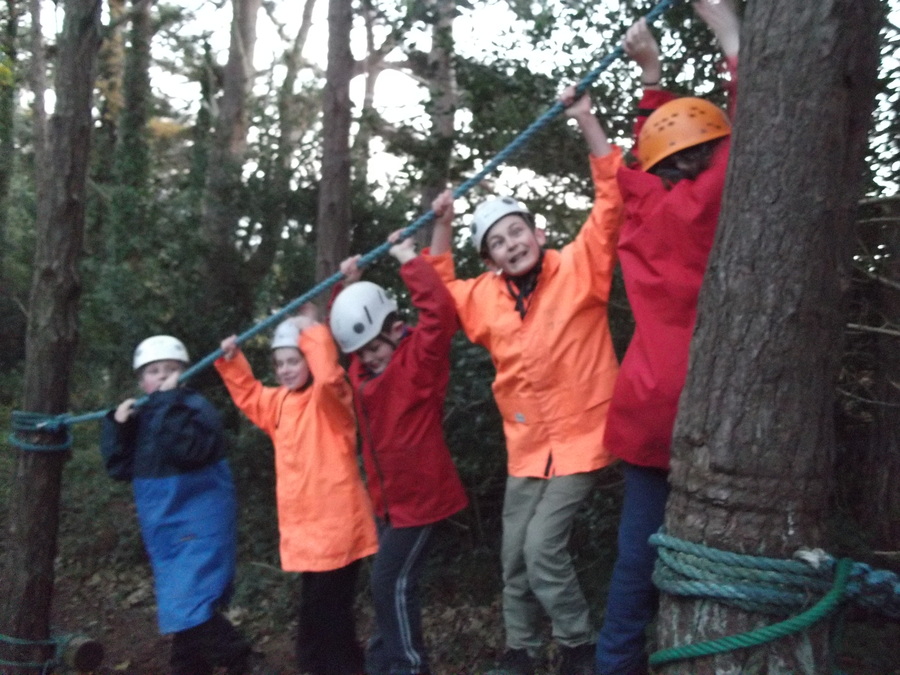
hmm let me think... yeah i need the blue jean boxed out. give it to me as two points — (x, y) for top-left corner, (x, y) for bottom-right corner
(366, 519), (434, 675)
(595, 463), (670, 675)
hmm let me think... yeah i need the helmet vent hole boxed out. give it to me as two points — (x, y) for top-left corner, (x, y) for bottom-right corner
(353, 323), (365, 335)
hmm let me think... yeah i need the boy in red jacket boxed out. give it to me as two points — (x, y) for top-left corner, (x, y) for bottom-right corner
(331, 230), (469, 675)
(595, 2), (741, 674)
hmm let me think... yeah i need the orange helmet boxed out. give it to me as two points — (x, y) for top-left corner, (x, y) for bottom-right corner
(636, 97), (731, 170)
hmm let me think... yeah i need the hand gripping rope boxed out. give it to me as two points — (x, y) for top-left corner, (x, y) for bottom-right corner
(9, 0), (684, 442)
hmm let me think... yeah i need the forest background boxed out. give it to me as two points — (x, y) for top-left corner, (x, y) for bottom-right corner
(0, 0), (899, 672)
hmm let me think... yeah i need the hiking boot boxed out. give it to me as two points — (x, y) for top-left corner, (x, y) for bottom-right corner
(483, 648), (536, 675)
(557, 642), (595, 675)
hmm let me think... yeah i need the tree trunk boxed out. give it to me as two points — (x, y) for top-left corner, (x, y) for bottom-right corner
(200, 0), (260, 328)
(659, 2), (882, 673)
(0, 0), (24, 372)
(417, 0), (456, 247)
(0, 0), (101, 670)
(0, 0), (21, 261)
(315, 0), (352, 285)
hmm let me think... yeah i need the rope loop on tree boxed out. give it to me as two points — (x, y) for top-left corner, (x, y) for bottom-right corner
(7, 0), (684, 444)
(8, 410), (73, 452)
(0, 631), (58, 672)
(648, 531), (900, 668)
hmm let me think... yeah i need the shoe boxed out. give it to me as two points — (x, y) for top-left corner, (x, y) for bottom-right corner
(557, 642), (595, 675)
(483, 648), (536, 675)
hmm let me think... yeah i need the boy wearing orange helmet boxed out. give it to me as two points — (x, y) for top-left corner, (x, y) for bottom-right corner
(595, 2), (741, 674)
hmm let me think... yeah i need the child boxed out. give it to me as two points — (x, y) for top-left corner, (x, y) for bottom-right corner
(425, 86), (622, 675)
(594, 3), (741, 674)
(330, 231), (469, 675)
(101, 335), (257, 675)
(215, 308), (378, 675)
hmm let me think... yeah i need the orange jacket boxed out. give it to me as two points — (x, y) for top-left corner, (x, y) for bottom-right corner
(215, 323), (378, 572)
(424, 150), (623, 478)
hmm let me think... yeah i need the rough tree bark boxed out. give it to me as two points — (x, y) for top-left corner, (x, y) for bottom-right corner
(315, 0), (353, 284)
(417, 0), (456, 247)
(658, 1), (882, 673)
(0, 0), (101, 669)
(200, 0), (260, 327)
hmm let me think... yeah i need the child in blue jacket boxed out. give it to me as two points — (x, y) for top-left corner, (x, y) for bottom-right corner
(101, 335), (260, 675)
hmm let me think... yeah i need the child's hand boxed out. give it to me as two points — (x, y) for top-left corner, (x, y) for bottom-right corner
(388, 229), (417, 264)
(431, 190), (455, 229)
(693, 0), (740, 59)
(159, 369), (180, 392)
(290, 314), (316, 332)
(560, 85), (592, 119)
(114, 398), (136, 424)
(340, 255), (363, 284)
(429, 189), (455, 256)
(623, 19), (661, 83)
(297, 302), (319, 322)
(220, 335), (239, 360)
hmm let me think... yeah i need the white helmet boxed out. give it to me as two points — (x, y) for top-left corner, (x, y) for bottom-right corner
(133, 335), (190, 370)
(271, 319), (300, 350)
(471, 196), (531, 253)
(331, 281), (398, 353)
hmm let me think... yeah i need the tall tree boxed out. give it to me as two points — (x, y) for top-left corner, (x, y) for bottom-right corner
(659, 1), (882, 673)
(315, 0), (353, 285)
(200, 0), (261, 329)
(0, 0), (102, 669)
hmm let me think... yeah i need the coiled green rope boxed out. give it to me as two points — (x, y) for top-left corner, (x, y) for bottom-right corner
(648, 532), (900, 668)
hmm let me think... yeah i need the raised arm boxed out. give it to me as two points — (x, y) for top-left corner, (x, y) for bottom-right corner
(694, 0), (740, 60)
(560, 85), (611, 158)
(623, 18), (662, 91)
(428, 189), (455, 256)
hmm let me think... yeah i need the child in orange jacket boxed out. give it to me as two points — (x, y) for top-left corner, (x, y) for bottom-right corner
(425, 88), (622, 675)
(215, 307), (378, 675)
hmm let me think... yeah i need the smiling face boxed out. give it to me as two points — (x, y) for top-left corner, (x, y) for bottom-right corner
(272, 347), (310, 391)
(139, 360), (185, 394)
(483, 214), (546, 277)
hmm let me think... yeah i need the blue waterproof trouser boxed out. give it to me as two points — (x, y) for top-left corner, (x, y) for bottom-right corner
(595, 463), (670, 675)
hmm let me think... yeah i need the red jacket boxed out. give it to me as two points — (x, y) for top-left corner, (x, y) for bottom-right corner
(349, 256), (469, 527)
(425, 151), (623, 478)
(604, 60), (736, 469)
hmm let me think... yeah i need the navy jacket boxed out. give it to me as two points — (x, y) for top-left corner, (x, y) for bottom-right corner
(101, 388), (237, 634)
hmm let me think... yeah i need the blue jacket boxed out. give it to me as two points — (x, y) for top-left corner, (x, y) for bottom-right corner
(101, 388), (237, 634)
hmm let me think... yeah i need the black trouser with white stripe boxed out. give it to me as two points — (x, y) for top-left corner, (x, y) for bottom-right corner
(365, 519), (434, 675)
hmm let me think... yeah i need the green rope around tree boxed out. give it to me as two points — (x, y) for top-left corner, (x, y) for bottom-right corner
(0, 631), (58, 672)
(648, 532), (900, 669)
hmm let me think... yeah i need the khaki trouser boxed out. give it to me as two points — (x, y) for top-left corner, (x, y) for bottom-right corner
(501, 471), (599, 654)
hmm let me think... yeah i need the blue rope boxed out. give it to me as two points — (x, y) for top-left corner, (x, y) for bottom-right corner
(8, 0), (684, 445)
